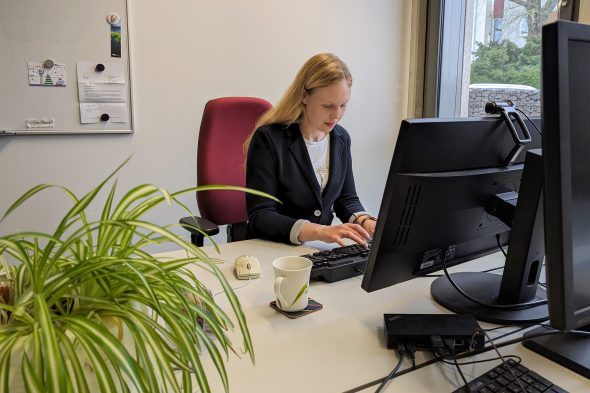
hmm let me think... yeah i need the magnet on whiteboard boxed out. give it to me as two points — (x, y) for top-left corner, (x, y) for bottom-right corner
(100, 113), (110, 121)
(43, 59), (55, 69)
(107, 12), (121, 26)
(95, 63), (105, 72)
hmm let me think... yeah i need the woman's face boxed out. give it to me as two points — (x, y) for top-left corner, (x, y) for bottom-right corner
(301, 79), (350, 138)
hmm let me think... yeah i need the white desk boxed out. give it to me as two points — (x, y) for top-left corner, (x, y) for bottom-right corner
(159, 239), (590, 393)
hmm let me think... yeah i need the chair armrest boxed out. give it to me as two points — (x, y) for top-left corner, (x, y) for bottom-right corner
(179, 216), (220, 237)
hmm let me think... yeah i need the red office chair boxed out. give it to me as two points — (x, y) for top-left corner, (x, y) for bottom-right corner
(180, 97), (272, 246)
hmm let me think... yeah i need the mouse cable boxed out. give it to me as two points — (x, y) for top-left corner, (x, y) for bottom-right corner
(213, 274), (253, 298)
(212, 262), (256, 298)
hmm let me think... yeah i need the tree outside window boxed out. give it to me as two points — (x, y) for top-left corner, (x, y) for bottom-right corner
(463, 0), (558, 117)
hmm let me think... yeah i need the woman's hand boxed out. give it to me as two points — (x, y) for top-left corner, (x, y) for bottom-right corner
(317, 223), (370, 247)
(361, 219), (376, 237)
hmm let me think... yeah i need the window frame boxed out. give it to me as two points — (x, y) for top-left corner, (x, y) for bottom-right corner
(423, 0), (467, 117)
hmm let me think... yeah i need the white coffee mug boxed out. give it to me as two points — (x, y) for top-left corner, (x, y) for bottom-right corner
(272, 256), (312, 312)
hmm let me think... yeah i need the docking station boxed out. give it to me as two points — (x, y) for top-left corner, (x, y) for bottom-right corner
(384, 314), (485, 352)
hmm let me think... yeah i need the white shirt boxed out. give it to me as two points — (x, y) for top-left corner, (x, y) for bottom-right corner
(304, 134), (330, 191)
(290, 134), (366, 245)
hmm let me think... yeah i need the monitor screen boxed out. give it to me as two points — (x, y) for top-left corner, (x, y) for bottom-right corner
(361, 116), (547, 325)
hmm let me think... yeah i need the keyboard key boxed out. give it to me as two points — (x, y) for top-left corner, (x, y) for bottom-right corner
(528, 370), (552, 387)
(496, 376), (510, 386)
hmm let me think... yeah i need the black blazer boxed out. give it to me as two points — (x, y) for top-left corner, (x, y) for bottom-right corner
(246, 123), (365, 244)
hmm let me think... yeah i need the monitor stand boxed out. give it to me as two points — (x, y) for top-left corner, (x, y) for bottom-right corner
(523, 325), (590, 379)
(431, 272), (548, 325)
(432, 150), (549, 325)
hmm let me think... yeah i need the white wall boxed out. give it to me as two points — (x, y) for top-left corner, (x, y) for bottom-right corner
(0, 0), (408, 251)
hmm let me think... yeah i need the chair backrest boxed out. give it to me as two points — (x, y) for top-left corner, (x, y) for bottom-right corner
(196, 97), (272, 226)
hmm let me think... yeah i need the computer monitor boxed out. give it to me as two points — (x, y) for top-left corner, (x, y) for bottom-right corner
(522, 20), (590, 379)
(361, 116), (547, 325)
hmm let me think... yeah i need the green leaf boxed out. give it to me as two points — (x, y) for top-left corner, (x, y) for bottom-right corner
(0, 333), (18, 393)
(22, 354), (44, 393)
(35, 294), (64, 392)
(1, 184), (57, 222)
(65, 326), (119, 392)
(290, 282), (309, 307)
(55, 330), (90, 393)
(62, 316), (148, 392)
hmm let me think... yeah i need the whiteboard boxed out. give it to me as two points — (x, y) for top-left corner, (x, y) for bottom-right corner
(0, 0), (132, 135)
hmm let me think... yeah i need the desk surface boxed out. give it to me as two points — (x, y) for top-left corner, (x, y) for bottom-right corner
(159, 239), (590, 393)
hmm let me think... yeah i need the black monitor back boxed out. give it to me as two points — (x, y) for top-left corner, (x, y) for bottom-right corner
(362, 117), (542, 293)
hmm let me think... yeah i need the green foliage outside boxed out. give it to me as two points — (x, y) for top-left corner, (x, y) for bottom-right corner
(470, 36), (541, 89)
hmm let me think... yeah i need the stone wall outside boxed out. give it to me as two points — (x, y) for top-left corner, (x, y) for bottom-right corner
(468, 87), (540, 117)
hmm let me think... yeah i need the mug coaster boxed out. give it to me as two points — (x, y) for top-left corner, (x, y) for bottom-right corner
(269, 299), (323, 319)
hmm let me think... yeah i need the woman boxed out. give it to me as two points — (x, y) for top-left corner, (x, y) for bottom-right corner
(244, 53), (376, 247)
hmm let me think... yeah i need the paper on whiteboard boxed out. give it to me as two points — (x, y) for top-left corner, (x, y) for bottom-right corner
(28, 62), (67, 86)
(79, 103), (128, 123)
(78, 82), (126, 103)
(76, 61), (125, 84)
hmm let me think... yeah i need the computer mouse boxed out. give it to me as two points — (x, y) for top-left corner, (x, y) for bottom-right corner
(234, 255), (261, 280)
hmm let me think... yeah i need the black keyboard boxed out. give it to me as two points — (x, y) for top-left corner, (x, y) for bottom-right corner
(452, 358), (568, 393)
(301, 243), (370, 282)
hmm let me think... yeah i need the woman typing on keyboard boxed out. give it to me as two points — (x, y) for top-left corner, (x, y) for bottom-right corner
(244, 53), (376, 247)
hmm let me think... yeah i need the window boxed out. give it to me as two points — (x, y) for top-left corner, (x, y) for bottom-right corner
(425, 0), (559, 118)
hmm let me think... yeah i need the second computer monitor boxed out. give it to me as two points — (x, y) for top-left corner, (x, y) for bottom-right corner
(361, 116), (546, 324)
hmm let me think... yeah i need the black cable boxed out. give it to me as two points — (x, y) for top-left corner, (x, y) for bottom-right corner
(342, 355), (441, 393)
(495, 233), (508, 257)
(454, 326), (590, 363)
(484, 324), (512, 332)
(482, 329), (527, 393)
(453, 355), (468, 387)
(374, 344), (405, 393)
(440, 251), (548, 310)
(406, 343), (416, 369)
(437, 354), (522, 366)
(443, 338), (469, 387)
(347, 326), (590, 393)
(483, 266), (504, 273)
(484, 324), (534, 342)
(515, 108), (542, 136)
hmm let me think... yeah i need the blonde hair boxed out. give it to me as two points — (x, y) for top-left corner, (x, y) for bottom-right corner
(243, 53), (352, 155)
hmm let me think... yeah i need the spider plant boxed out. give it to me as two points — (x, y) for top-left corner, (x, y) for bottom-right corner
(0, 158), (277, 393)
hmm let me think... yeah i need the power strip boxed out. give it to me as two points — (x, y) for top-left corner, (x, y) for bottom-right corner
(383, 313), (485, 352)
